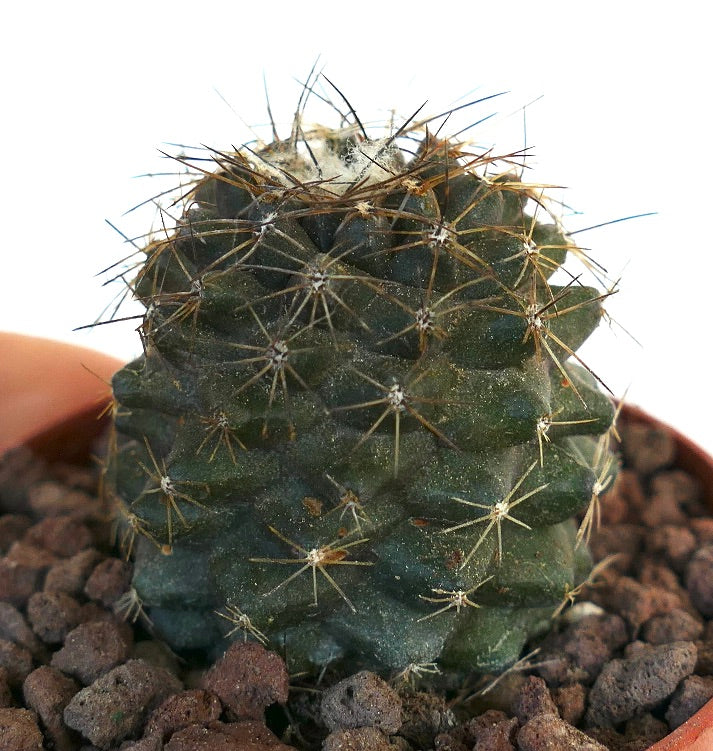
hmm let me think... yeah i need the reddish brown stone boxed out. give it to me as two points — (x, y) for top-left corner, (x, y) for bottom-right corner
(588, 525), (643, 573)
(145, 689), (222, 740)
(641, 492), (687, 528)
(5, 540), (58, 570)
(511, 676), (558, 724)
(0, 515), (32, 555)
(164, 720), (294, 750)
(619, 422), (675, 476)
(0, 666), (13, 708)
(686, 545), (713, 617)
(27, 481), (100, 521)
(44, 548), (103, 596)
(0, 558), (40, 608)
(200, 642), (288, 721)
(591, 575), (682, 633)
(24, 516), (93, 558)
(323, 726), (400, 751)
(23, 665), (81, 751)
(645, 525), (697, 571)
(51, 620), (132, 684)
(690, 518), (713, 546)
(0, 602), (43, 656)
(610, 469), (647, 522)
(651, 469), (700, 501)
(84, 557), (132, 608)
(398, 690), (454, 749)
(26, 591), (82, 644)
(623, 713), (669, 746)
(50, 464), (98, 493)
(637, 557), (683, 593)
(0, 707), (44, 751)
(551, 683), (587, 727)
(0, 639), (33, 687)
(468, 711), (518, 750)
(642, 608), (704, 645)
(117, 734), (162, 750)
(518, 713), (607, 750)
(0, 448), (48, 514)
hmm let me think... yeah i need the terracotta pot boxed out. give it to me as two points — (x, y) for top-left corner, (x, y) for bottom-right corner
(1, 335), (712, 750)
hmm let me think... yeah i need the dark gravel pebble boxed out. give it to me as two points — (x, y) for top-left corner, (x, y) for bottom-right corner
(686, 545), (713, 617)
(665, 674), (713, 730)
(585, 640), (698, 726)
(534, 613), (627, 686)
(63, 659), (182, 749)
(130, 639), (182, 677)
(641, 607), (704, 644)
(590, 574), (683, 634)
(588, 524), (643, 572)
(50, 620), (132, 684)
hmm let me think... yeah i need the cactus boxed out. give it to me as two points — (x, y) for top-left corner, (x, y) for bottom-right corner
(106, 89), (618, 678)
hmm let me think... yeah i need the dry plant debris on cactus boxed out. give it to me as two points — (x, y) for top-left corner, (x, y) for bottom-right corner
(92, 75), (625, 677)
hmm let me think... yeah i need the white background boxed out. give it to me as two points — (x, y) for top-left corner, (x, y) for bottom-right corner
(2, 2), (711, 453)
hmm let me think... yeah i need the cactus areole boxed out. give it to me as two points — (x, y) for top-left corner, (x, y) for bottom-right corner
(106, 100), (618, 678)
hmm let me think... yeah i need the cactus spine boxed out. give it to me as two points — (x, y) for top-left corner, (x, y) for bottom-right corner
(106, 89), (617, 677)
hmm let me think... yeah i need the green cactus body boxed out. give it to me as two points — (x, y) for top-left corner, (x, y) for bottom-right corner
(108, 117), (616, 677)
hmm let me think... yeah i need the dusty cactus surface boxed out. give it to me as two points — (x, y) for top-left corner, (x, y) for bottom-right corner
(106, 90), (617, 677)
